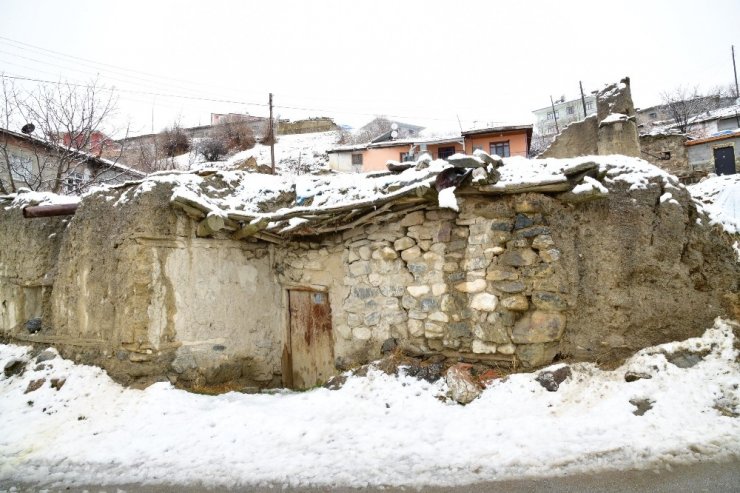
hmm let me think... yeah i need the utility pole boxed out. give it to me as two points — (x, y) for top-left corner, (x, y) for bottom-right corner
(732, 45), (739, 98)
(579, 81), (588, 117)
(732, 46), (740, 128)
(269, 92), (275, 174)
(550, 95), (560, 134)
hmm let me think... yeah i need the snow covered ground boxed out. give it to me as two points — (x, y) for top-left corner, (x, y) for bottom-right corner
(1, 319), (739, 489)
(689, 174), (740, 235)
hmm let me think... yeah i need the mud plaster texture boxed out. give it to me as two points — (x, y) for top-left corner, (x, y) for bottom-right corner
(1, 173), (738, 390)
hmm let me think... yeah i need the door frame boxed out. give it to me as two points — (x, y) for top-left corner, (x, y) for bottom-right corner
(281, 282), (330, 389)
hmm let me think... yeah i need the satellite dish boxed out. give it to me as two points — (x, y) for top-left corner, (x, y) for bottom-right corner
(21, 123), (35, 134)
(390, 123), (399, 130)
(391, 130), (399, 139)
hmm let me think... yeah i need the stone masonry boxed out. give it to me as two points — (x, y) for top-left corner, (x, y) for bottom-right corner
(277, 195), (571, 369)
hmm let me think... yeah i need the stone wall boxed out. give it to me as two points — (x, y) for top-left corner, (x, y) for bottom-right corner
(274, 183), (738, 371)
(1, 184), (285, 390)
(278, 118), (339, 135)
(639, 133), (689, 176)
(2, 167), (738, 389)
(0, 207), (67, 337)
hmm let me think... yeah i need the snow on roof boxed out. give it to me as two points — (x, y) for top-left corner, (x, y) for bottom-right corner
(689, 104), (740, 125)
(689, 174), (740, 235)
(1, 318), (738, 487)
(0, 127), (145, 178)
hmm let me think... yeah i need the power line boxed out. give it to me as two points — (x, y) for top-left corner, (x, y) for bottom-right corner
(0, 73), (486, 124)
(0, 35), (494, 123)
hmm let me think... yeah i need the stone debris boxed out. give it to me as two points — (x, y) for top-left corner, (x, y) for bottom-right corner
(663, 349), (709, 369)
(535, 365), (572, 392)
(50, 377), (66, 391)
(445, 363), (482, 404)
(25, 378), (46, 394)
(624, 371), (652, 382)
(35, 350), (57, 363)
(630, 398), (654, 416)
(3, 359), (26, 378)
(25, 318), (42, 334)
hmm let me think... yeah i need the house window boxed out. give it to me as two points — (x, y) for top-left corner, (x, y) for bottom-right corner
(567, 106), (574, 115)
(547, 111), (560, 120)
(489, 141), (510, 158)
(64, 172), (86, 194)
(649, 112), (658, 119)
(586, 101), (594, 110)
(400, 152), (414, 162)
(351, 153), (363, 165)
(9, 153), (34, 183)
(438, 146), (456, 159)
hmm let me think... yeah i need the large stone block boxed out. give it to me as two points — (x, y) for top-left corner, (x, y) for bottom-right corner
(394, 237), (416, 251)
(501, 295), (529, 311)
(516, 342), (559, 368)
(474, 322), (511, 344)
(511, 311), (566, 343)
(531, 291), (567, 311)
(499, 248), (539, 267)
(400, 211), (425, 227)
(470, 293), (498, 311)
(455, 279), (487, 293)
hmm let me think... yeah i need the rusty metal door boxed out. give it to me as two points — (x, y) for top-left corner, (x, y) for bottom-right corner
(286, 290), (335, 389)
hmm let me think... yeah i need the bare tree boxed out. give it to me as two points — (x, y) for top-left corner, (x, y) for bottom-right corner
(159, 123), (191, 157)
(196, 137), (228, 161)
(214, 114), (257, 151)
(0, 76), (128, 194)
(660, 86), (729, 135)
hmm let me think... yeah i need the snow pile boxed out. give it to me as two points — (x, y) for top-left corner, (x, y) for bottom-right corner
(689, 174), (740, 235)
(1, 319), (738, 489)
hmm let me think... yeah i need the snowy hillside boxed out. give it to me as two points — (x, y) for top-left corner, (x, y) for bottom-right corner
(172, 131), (342, 174)
(1, 319), (738, 489)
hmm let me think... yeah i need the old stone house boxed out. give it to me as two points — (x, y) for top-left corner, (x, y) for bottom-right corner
(1, 150), (737, 393)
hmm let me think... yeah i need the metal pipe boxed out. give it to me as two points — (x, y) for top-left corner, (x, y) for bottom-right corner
(23, 203), (79, 218)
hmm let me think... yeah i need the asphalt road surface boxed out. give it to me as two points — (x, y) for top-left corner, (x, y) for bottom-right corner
(3, 459), (739, 493)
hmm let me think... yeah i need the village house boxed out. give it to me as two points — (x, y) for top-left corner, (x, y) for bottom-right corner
(328, 124), (532, 173)
(0, 80), (737, 395)
(0, 127), (144, 195)
(685, 130), (740, 175)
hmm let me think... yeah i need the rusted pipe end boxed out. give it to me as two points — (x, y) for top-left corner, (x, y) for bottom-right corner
(22, 203), (79, 218)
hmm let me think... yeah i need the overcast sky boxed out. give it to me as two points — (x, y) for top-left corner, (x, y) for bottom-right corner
(2, 0), (739, 136)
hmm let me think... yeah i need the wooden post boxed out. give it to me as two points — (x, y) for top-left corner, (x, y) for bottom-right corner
(269, 92), (276, 174)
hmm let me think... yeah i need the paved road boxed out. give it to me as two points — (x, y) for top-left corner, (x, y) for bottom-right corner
(3, 460), (739, 493)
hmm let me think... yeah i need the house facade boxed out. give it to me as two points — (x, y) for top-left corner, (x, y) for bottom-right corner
(532, 95), (597, 138)
(1, 156), (737, 393)
(686, 131), (739, 175)
(0, 127), (144, 195)
(328, 124), (531, 173)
